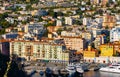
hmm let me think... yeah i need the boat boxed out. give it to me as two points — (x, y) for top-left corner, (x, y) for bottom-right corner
(100, 63), (120, 73)
(39, 71), (44, 77)
(94, 66), (100, 71)
(72, 63), (83, 77)
(45, 67), (53, 77)
(66, 63), (76, 74)
(81, 63), (89, 72)
(60, 68), (69, 76)
(76, 64), (84, 74)
(52, 67), (59, 76)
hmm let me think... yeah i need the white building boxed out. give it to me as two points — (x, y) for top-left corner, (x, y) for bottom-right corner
(92, 29), (102, 38)
(56, 19), (62, 26)
(24, 23), (45, 35)
(61, 31), (77, 37)
(110, 26), (120, 42)
(10, 40), (69, 62)
(65, 17), (73, 25)
(83, 17), (91, 26)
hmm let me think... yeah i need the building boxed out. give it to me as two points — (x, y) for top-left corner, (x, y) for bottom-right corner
(61, 31), (77, 37)
(110, 26), (120, 42)
(94, 34), (106, 49)
(62, 36), (86, 51)
(24, 23), (45, 38)
(65, 17), (73, 25)
(83, 17), (91, 26)
(102, 14), (116, 28)
(2, 33), (18, 40)
(10, 40), (69, 62)
(83, 45), (98, 58)
(101, 0), (109, 6)
(113, 41), (120, 56)
(81, 31), (93, 43)
(92, 29), (102, 38)
(100, 44), (114, 57)
(0, 39), (10, 55)
(56, 19), (62, 26)
(91, 0), (101, 5)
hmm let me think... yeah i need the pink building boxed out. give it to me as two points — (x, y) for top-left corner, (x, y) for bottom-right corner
(62, 36), (86, 51)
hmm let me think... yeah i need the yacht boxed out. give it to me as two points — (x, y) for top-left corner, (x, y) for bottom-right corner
(52, 67), (59, 76)
(76, 64), (84, 74)
(66, 63), (76, 75)
(100, 63), (120, 73)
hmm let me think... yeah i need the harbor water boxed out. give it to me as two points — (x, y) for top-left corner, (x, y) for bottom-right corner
(84, 71), (120, 77)
(32, 71), (120, 77)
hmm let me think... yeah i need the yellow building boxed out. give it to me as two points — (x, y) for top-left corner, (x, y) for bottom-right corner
(83, 45), (98, 58)
(100, 44), (114, 56)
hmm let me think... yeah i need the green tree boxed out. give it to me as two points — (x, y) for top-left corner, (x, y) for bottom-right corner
(42, 29), (48, 37)
(105, 25), (109, 29)
(26, 4), (32, 10)
(86, 0), (91, 5)
(57, 28), (63, 35)
(38, 16), (43, 22)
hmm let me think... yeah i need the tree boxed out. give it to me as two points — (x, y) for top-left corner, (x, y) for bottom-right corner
(48, 9), (54, 16)
(86, 0), (91, 5)
(91, 43), (95, 49)
(105, 25), (109, 29)
(56, 28), (63, 35)
(106, 2), (109, 7)
(38, 16), (43, 22)
(26, 4), (32, 10)
(42, 29), (48, 37)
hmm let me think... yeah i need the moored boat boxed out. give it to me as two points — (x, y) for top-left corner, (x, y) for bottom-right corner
(100, 63), (120, 73)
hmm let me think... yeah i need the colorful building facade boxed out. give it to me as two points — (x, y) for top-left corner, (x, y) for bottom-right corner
(100, 44), (114, 56)
(83, 45), (98, 58)
(62, 36), (86, 51)
(10, 40), (69, 62)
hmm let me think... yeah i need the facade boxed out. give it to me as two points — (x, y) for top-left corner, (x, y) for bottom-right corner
(83, 45), (98, 58)
(82, 32), (93, 40)
(113, 41), (120, 56)
(24, 23), (45, 37)
(2, 33), (18, 39)
(83, 17), (91, 26)
(65, 17), (73, 25)
(84, 57), (120, 63)
(0, 40), (10, 55)
(62, 36), (86, 51)
(61, 31), (77, 37)
(102, 14), (116, 28)
(94, 35), (105, 49)
(110, 26), (120, 42)
(10, 40), (69, 62)
(56, 19), (62, 26)
(100, 44), (114, 57)
(92, 29), (102, 38)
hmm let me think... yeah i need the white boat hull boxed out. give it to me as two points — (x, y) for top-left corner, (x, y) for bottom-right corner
(76, 69), (84, 73)
(100, 68), (120, 73)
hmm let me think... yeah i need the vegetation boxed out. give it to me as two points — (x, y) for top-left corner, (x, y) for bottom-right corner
(0, 53), (27, 77)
